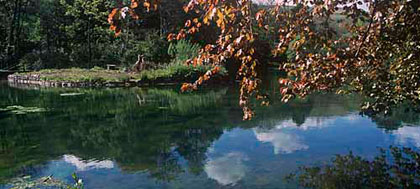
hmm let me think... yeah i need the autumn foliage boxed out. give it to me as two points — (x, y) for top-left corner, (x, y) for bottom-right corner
(109, 0), (420, 120)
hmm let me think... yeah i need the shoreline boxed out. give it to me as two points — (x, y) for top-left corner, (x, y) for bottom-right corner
(7, 74), (137, 88)
(7, 69), (228, 88)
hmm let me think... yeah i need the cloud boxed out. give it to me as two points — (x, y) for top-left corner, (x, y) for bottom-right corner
(273, 117), (336, 131)
(204, 152), (248, 186)
(63, 155), (115, 171)
(254, 128), (308, 154)
(255, 114), (362, 154)
(394, 127), (420, 147)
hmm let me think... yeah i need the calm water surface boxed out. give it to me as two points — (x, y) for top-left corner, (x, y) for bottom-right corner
(1, 81), (419, 188)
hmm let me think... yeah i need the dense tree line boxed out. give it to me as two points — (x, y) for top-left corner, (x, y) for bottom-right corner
(2, 0), (419, 120)
(0, 0), (193, 70)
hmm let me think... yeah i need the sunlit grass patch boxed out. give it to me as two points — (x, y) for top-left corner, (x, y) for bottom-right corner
(16, 67), (130, 83)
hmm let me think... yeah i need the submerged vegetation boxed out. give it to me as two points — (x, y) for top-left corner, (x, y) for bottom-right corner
(9, 174), (83, 189)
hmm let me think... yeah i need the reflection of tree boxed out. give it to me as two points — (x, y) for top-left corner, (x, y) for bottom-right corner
(287, 147), (420, 188)
(251, 94), (361, 130)
(370, 107), (420, 131)
(0, 86), (230, 183)
(0, 114), (62, 182)
(176, 127), (223, 175)
(290, 99), (313, 126)
(151, 148), (183, 182)
(61, 88), (230, 181)
(2, 83), (420, 184)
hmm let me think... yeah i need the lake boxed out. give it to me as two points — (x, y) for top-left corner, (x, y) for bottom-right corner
(1, 81), (419, 188)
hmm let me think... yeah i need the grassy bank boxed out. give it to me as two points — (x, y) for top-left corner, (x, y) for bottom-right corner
(10, 64), (228, 86)
(14, 67), (130, 83)
(136, 63), (227, 83)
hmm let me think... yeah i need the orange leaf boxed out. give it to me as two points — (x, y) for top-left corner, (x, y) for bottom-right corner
(144, 2), (151, 11)
(167, 33), (176, 41)
(212, 66), (220, 74)
(185, 20), (192, 27)
(181, 83), (191, 92)
(108, 8), (119, 24)
(131, 0), (139, 8)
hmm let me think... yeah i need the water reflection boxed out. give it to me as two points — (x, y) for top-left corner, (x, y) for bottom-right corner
(254, 128), (308, 154)
(63, 155), (114, 171)
(394, 127), (420, 147)
(273, 117), (336, 130)
(1, 83), (420, 188)
(204, 152), (248, 186)
(287, 147), (420, 188)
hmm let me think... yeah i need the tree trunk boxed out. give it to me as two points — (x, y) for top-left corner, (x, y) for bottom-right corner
(84, 15), (92, 68)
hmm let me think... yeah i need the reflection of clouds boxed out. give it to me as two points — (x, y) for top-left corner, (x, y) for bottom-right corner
(63, 155), (114, 171)
(394, 127), (420, 147)
(204, 152), (248, 186)
(274, 117), (335, 130)
(261, 114), (361, 131)
(254, 129), (308, 154)
(256, 114), (361, 154)
(255, 117), (333, 155)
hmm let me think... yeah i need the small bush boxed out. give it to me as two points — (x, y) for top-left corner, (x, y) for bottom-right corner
(168, 39), (201, 63)
(135, 63), (227, 82)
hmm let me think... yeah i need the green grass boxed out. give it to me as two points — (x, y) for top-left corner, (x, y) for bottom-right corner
(16, 67), (130, 83)
(133, 63), (227, 82)
(13, 64), (227, 84)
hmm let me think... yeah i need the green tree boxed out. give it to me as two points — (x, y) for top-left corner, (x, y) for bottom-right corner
(59, 0), (115, 67)
(0, 0), (40, 69)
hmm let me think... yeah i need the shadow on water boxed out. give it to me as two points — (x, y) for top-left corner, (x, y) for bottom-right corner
(1, 82), (420, 187)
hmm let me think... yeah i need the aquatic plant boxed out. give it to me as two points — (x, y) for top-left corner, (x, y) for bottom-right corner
(9, 173), (83, 189)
